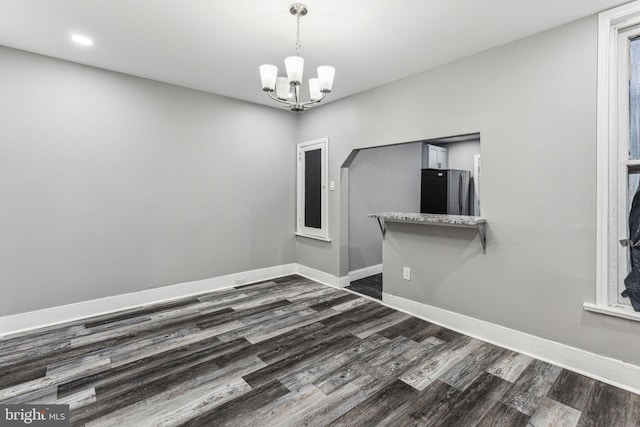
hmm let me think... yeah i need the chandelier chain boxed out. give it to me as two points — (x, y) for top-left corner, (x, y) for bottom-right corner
(296, 14), (301, 56)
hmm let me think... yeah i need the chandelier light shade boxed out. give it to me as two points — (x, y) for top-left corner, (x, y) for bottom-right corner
(318, 66), (336, 92)
(259, 3), (335, 112)
(285, 56), (304, 85)
(259, 65), (278, 91)
(275, 77), (290, 101)
(309, 78), (321, 101)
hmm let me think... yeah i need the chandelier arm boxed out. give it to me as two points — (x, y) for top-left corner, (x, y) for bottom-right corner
(267, 90), (294, 107)
(265, 87), (327, 109)
(299, 92), (327, 107)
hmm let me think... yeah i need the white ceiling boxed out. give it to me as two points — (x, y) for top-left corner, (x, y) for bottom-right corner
(0, 0), (631, 109)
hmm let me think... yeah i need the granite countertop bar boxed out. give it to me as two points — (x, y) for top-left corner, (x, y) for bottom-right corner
(368, 212), (488, 253)
(367, 212), (486, 226)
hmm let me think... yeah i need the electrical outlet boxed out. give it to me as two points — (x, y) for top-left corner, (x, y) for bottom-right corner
(235, 277), (247, 285)
(403, 267), (411, 281)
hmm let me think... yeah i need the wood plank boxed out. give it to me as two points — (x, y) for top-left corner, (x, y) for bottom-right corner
(547, 369), (596, 412)
(66, 307), (237, 349)
(294, 374), (380, 425)
(241, 334), (359, 389)
(377, 315), (434, 341)
(57, 336), (242, 399)
(197, 300), (295, 329)
(0, 366), (47, 390)
(84, 298), (199, 328)
(0, 325), (87, 352)
(309, 335), (414, 393)
(214, 308), (330, 343)
(331, 296), (370, 312)
(500, 359), (562, 416)
(286, 287), (344, 304)
(220, 383), (325, 427)
(577, 381), (640, 427)
(485, 349), (534, 383)
(438, 342), (508, 391)
(73, 355), (264, 426)
(351, 311), (412, 339)
(424, 323), (465, 343)
(379, 379), (462, 426)
(313, 336), (425, 395)
(318, 302), (395, 327)
(304, 338), (448, 425)
(476, 401), (531, 427)
(400, 335), (484, 391)
(430, 372), (512, 427)
(100, 324), (242, 369)
(0, 385), (58, 405)
(229, 284), (326, 311)
(278, 334), (390, 390)
(236, 302), (312, 326)
(87, 377), (251, 427)
(627, 391), (640, 427)
(242, 309), (341, 344)
(528, 397), (581, 427)
(213, 322), (327, 367)
(330, 379), (417, 426)
(40, 386), (97, 411)
(180, 379), (290, 426)
(271, 274), (309, 284)
(307, 293), (361, 311)
(197, 293), (253, 313)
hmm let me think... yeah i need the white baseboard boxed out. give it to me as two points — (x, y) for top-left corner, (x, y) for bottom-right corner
(0, 263), (297, 338)
(348, 264), (383, 282)
(339, 276), (350, 288)
(383, 292), (640, 395)
(296, 264), (348, 288)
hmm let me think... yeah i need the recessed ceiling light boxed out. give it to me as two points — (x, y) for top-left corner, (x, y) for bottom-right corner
(71, 34), (93, 46)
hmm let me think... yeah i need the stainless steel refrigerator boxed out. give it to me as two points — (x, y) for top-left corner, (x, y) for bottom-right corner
(420, 168), (471, 215)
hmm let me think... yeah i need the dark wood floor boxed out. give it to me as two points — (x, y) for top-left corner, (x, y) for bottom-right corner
(0, 275), (638, 426)
(347, 273), (383, 300)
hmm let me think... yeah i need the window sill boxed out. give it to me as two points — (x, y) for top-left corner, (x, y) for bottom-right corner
(295, 232), (331, 243)
(583, 302), (640, 322)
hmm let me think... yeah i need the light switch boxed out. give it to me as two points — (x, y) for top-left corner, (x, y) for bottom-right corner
(329, 180), (335, 191)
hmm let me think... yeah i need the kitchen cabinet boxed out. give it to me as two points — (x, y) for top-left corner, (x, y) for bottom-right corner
(421, 144), (448, 169)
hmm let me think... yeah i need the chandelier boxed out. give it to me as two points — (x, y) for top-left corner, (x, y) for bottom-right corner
(259, 3), (335, 112)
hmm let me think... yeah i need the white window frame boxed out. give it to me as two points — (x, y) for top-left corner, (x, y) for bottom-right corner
(587, 1), (640, 321)
(296, 138), (330, 242)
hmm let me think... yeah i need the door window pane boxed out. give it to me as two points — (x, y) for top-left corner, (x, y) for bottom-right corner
(296, 138), (329, 241)
(623, 169), (640, 304)
(629, 37), (640, 159)
(304, 149), (322, 228)
(628, 169), (640, 216)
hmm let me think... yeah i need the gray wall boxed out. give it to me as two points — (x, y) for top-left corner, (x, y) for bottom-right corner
(348, 143), (421, 272)
(445, 140), (481, 173)
(0, 45), (297, 316)
(297, 16), (640, 366)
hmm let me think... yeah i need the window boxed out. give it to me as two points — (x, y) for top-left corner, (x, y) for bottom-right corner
(296, 138), (329, 241)
(590, 1), (640, 320)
